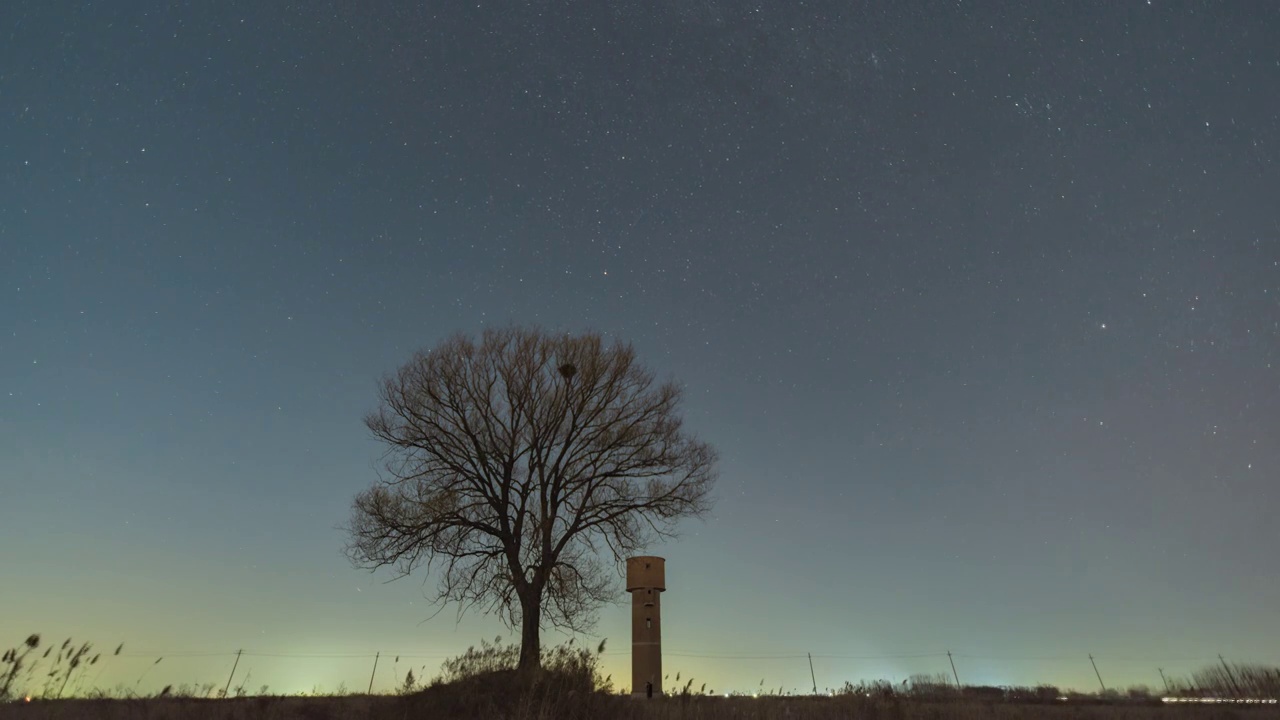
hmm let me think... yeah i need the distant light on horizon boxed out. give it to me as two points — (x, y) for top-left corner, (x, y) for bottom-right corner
(1162, 698), (1279, 704)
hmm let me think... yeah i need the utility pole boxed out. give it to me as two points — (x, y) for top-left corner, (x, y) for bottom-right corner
(1218, 654), (1242, 697)
(807, 653), (817, 695)
(369, 652), (381, 694)
(947, 650), (961, 689)
(223, 649), (242, 699)
(1158, 668), (1170, 694)
(1088, 654), (1106, 693)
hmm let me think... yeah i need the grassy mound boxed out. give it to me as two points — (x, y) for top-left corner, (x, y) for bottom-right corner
(398, 666), (627, 720)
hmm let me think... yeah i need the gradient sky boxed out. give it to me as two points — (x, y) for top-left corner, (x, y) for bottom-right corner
(3, 0), (1278, 697)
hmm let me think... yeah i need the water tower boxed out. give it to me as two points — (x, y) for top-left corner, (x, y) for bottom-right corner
(627, 556), (665, 697)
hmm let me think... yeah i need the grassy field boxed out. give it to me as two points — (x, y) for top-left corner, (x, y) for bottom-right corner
(3, 693), (1279, 720)
(6, 634), (1277, 719)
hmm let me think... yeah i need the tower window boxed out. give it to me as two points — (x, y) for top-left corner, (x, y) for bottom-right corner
(646, 618), (651, 629)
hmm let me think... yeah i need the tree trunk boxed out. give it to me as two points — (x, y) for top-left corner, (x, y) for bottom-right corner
(517, 596), (542, 679)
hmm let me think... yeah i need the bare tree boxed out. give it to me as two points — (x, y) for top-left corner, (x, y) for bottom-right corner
(345, 327), (717, 675)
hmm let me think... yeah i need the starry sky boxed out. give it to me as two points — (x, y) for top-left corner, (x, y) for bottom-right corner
(3, 0), (1278, 697)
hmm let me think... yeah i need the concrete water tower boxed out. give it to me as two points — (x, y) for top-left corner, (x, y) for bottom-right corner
(627, 556), (665, 697)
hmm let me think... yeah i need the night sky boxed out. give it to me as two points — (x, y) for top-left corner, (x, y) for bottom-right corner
(3, 0), (1278, 697)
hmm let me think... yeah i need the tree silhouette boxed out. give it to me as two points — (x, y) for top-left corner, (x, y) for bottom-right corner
(345, 327), (717, 675)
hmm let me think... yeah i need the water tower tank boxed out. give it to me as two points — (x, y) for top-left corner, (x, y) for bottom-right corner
(626, 556), (666, 592)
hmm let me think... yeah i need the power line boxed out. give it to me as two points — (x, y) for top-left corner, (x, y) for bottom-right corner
(660, 650), (808, 655)
(812, 653), (945, 660)
(953, 653), (1218, 663)
(675, 651), (944, 659)
(111, 648), (1240, 664)
(118, 652), (239, 658)
(245, 653), (384, 659)
(118, 651), (456, 659)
